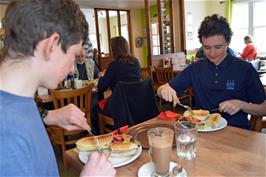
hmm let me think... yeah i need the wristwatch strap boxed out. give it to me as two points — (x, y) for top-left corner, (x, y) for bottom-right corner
(40, 109), (48, 119)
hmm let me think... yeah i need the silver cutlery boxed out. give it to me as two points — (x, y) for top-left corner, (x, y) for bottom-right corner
(209, 108), (220, 113)
(178, 103), (194, 114)
(171, 163), (183, 176)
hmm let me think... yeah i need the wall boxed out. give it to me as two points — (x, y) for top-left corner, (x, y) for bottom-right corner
(184, 0), (207, 50)
(130, 8), (145, 66)
(184, 0), (226, 51)
(206, 0), (226, 17)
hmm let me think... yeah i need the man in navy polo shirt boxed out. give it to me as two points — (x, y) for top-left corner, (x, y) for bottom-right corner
(157, 14), (266, 129)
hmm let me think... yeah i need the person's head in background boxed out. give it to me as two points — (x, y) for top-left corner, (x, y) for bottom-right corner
(76, 48), (86, 64)
(2, 0), (88, 89)
(244, 35), (253, 45)
(93, 48), (98, 57)
(110, 36), (134, 64)
(198, 14), (233, 65)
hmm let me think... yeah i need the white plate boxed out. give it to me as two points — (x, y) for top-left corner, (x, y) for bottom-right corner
(138, 161), (187, 177)
(198, 117), (227, 132)
(79, 145), (142, 168)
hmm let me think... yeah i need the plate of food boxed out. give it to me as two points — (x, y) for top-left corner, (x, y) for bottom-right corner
(76, 133), (142, 168)
(180, 109), (227, 132)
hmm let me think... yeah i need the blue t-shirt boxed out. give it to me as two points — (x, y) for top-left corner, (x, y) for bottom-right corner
(169, 55), (266, 129)
(0, 91), (59, 177)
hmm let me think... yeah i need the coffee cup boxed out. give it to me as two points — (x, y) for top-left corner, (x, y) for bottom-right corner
(147, 127), (174, 177)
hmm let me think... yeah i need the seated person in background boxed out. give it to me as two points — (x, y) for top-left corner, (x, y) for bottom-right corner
(93, 48), (99, 67)
(240, 35), (257, 61)
(75, 48), (99, 80)
(196, 46), (236, 59)
(92, 36), (141, 134)
(97, 36), (141, 98)
(157, 14), (266, 130)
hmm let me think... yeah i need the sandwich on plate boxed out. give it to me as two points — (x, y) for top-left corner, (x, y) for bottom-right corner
(76, 133), (140, 158)
(181, 109), (221, 130)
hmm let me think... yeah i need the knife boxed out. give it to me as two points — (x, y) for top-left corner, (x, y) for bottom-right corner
(209, 108), (220, 113)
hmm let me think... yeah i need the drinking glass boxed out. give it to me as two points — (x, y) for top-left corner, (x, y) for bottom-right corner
(175, 121), (197, 160)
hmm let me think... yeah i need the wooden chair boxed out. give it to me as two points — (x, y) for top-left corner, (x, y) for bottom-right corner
(249, 86), (266, 132)
(98, 113), (115, 134)
(250, 115), (266, 132)
(46, 84), (93, 169)
(140, 66), (152, 81)
(154, 66), (174, 86)
(154, 67), (193, 109)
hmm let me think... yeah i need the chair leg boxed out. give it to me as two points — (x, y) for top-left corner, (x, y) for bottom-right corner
(62, 151), (69, 170)
(98, 114), (105, 135)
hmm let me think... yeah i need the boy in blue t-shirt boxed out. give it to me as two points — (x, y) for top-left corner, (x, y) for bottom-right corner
(0, 0), (116, 176)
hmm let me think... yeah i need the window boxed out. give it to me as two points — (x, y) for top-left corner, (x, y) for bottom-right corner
(231, 0), (266, 56)
(151, 22), (160, 55)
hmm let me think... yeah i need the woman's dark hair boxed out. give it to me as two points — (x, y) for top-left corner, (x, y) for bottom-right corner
(3, 0), (88, 60)
(110, 36), (135, 64)
(198, 14), (233, 43)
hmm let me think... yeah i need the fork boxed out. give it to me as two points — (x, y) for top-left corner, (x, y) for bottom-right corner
(178, 103), (194, 114)
(87, 129), (102, 153)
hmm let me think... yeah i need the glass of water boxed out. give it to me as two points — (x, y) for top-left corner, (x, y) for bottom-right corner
(174, 121), (198, 160)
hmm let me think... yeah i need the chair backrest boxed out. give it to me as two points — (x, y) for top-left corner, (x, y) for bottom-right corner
(48, 84), (93, 168)
(51, 84), (93, 125)
(154, 66), (174, 86)
(104, 78), (159, 129)
(140, 66), (152, 80)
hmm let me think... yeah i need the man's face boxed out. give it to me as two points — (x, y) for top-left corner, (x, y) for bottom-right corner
(202, 35), (229, 65)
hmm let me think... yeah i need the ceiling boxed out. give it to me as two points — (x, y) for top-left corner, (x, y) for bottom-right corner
(75, 0), (156, 9)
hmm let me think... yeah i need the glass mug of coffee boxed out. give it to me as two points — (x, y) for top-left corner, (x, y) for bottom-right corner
(175, 121), (198, 160)
(147, 127), (174, 177)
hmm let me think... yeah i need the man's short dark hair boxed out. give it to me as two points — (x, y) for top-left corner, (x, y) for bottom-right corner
(3, 0), (88, 60)
(198, 14), (233, 44)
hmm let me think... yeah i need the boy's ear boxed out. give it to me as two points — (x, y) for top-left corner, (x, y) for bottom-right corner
(43, 32), (60, 60)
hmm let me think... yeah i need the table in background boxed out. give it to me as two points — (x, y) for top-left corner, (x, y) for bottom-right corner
(65, 118), (266, 177)
(260, 73), (266, 86)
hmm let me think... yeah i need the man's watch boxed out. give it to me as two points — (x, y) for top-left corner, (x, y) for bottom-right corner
(40, 109), (49, 120)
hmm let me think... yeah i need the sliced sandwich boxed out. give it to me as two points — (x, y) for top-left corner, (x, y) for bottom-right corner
(76, 133), (113, 151)
(206, 113), (221, 128)
(108, 142), (139, 158)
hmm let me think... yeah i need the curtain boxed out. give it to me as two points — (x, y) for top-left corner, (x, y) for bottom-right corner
(225, 0), (233, 26)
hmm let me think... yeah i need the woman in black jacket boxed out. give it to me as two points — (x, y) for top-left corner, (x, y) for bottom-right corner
(98, 36), (141, 97)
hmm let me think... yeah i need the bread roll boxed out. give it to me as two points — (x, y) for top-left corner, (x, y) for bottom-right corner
(76, 133), (113, 151)
(183, 109), (210, 120)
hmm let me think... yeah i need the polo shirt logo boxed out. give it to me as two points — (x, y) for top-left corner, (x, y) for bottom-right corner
(226, 80), (235, 90)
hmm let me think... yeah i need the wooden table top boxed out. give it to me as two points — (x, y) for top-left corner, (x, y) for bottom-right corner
(65, 118), (266, 177)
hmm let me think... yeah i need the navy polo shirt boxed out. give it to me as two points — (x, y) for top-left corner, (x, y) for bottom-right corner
(169, 55), (266, 129)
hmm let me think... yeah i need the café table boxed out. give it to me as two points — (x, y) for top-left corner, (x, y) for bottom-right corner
(65, 118), (266, 177)
(260, 73), (266, 86)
